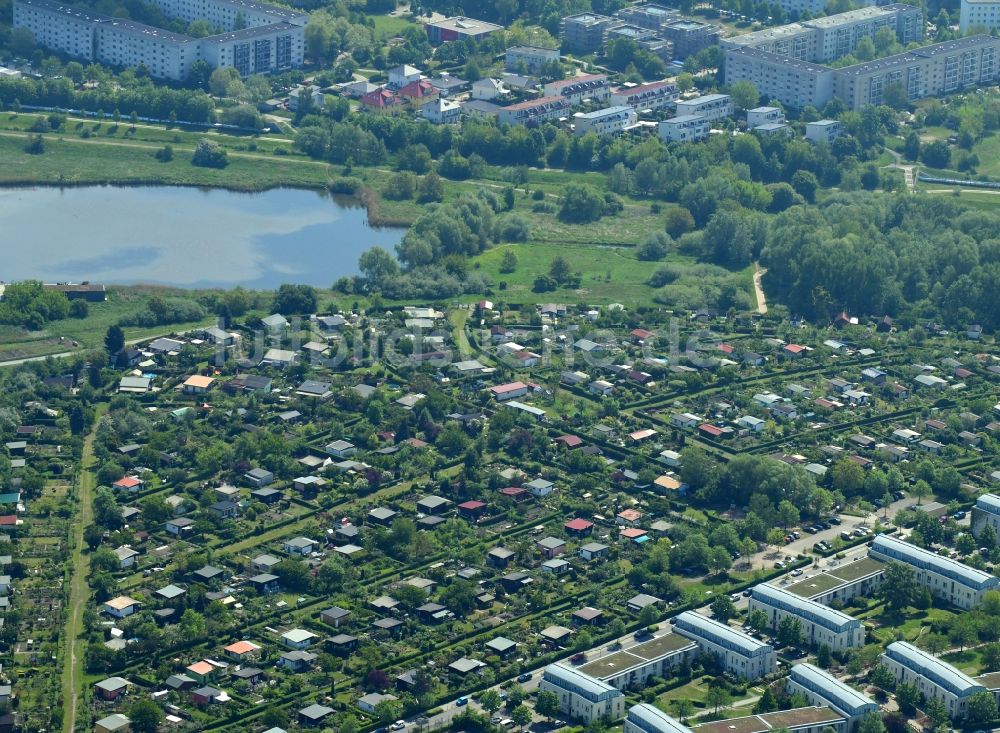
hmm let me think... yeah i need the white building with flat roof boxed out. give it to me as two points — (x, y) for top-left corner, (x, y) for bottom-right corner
(750, 584), (865, 652)
(806, 119), (844, 143)
(625, 704), (691, 733)
(574, 106), (637, 136)
(674, 93), (732, 120)
(610, 80), (678, 112)
(506, 45), (560, 73)
(539, 662), (625, 722)
(962, 0), (1000, 32)
(787, 663), (879, 732)
(671, 611), (776, 680)
(659, 114), (709, 142)
(972, 493), (1000, 539)
(578, 633), (698, 690)
(869, 535), (999, 610)
(881, 641), (986, 720)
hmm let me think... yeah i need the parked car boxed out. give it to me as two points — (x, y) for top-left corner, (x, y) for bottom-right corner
(455, 697), (468, 707)
(775, 561), (785, 569)
(828, 516), (842, 525)
(791, 531), (801, 539)
(518, 672), (533, 682)
(791, 569), (803, 577)
(742, 589), (752, 597)
(390, 721), (406, 731)
(954, 511), (967, 520)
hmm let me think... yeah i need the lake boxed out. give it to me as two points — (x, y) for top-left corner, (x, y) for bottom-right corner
(0, 185), (406, 289)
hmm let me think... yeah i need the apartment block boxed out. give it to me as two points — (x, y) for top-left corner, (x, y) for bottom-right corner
(625, 704), (691, 733)
(561, 13), (619, 53)
(616, 3), (680, 30)
(881, 641), (986, 720)
(771, 0), (877, 19)
(724, 46), (833, 109)
(505, 46), (560, 74)
(199, 23), (302, 76)
(750, 585), (865, 652)
(787, 663), (879, 732)
(805, 119), (844, 143)
(869, 534), (1000, 610)
(611, 80), (679, 111)
(692, 707), (847, 733)
(961, 0), (1000, 32)
(671, 611), (776, 680)
(747, 106), (785, 126)
(659, 114), (710, 142)
(539, 663), (625, 723)
(972, 493), (1000, 539)
(675, 93), (732, 121)
(573, 106), (637, 136)
(578, 633), (698, 690)
(606, 24), (674, 60)
(148, 0), (306, 29)
(13, 0), (102, 61)
(659, 19), (720, 59)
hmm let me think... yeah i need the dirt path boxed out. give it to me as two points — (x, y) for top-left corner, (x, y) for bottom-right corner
(753, 263), (768, 314)
(61, 404), (105, 733)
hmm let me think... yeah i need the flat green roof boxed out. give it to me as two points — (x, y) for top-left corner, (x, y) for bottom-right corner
(783, 573), (844, 598)
(827, 557), (885, 582)
(579, 650), (645, 679)
(630, 632), (697, 660)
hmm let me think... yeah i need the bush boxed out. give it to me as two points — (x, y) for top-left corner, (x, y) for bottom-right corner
(558, 184), (620, 223)
(637, 232), (673, 261)
(498, 214), (531, 242)
(23, 134), (44, 154)
(155, 145), (174, 162)
(192, 139), (228, 168)
(383, 172), (417, 201)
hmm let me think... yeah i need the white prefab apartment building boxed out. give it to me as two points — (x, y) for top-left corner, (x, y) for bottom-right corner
(539, 662), (625, 723)
(625, 704), (692, 733)
(671, 611), (776, 680)
(573, 106), (637, 136)
(659, 115), (709, 142)
(787, 663), (879, 732)
(972, 493), (1000, 538)
(749, 584), (865, 652)
(674, 93), (732, 121)
(961, 0), (1000, 32)
(610, 80), (679, 112)
(881, 641), (987, 720)
(869, 535), (1000, 610)
(505, 45), (560, 73)
(13, 0), (304, 80)
(805, 119), (844, 143)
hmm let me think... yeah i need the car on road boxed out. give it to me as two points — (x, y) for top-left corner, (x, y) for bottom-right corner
(518, 672), (533, 682)
(455, 697), (468, 707)
(571, 652), (587, 664)
(635, 628), (653, 640)
(492, 715), (504, 724)
(730, 593), (741, 602)
(390, 721), (406, 731)
(791, 569), (803, 576)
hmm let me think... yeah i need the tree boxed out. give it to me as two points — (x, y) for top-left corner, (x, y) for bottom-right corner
(870, 665), (895, 691)
(857, 713), (886, 733)
(192, 139), (228, 168)
(69, 406), (86, 435)
(480, 689), (502, 715)
(536, 690), (560, 720)
(559, 184), (609, 224)
(950, 614), (978, 651)
(417, 172), (444, 203)
(910, 480), (930, 506)
(923, 697), (949, 728)
(105, 325), (125, 356)
(921, 140), (951, 169)
(923, 633), (948, 656)
(880, 562), (918, 610)
(706, 686), (732, 713)
(549, 256), (572, 283)
(777, 500), (800, 528)
(9, 27), (35, 55)
(776, 615), (802, 647)
(967, 690), (998, 724)
(511, 704), (532, 730)
(755, 687), (779, 713)
(274, 283), (316, 314)
(129, 699), (163, 733)
(791, 170), (818, 203)
(500, 249), (518, 273)
(359, 247), (400, 288)
(638, 232), (673, 261)
(817, 644), (832, 669)
(374, 698), (404, 724)
(710, 594), (736, 622)
(895, 682), (921, 714)
(730, 80), (760, 111)
(748, 609), (769, 631)
(209, 67), (241, 97)
(671, 699), (695, 722)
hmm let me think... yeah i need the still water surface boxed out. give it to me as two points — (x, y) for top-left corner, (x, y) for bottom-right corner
(0, 185), (405, 289)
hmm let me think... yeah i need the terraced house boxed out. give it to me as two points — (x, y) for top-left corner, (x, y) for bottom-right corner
(787, 663), (880, 732)
(749, 584), (865, 652)
(881, 641), (987, 720)
(671, 611), (776, 680)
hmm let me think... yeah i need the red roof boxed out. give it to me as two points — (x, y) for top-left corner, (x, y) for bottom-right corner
(114, 476), (142, 488)
(500, 487), (528, 497)
(362, 88), (398, 108)
(565, 518), (593, 532)
(458, 500), (487, 510)
(555, 435), (583, 447)
(717, 343), (734, 354)
(490, 381), (528, 395)
(699, 423), (724, 437)
(630, 328), (653, 339)
(621, 527), (647, 539)
(629, 428), (657, 441)
(0, 516), (16, 526)
(399, 79), (437, 98)
(784, 344), (806, 353)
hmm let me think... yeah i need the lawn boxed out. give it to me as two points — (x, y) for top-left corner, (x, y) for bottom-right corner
(371, 14), (420, 39)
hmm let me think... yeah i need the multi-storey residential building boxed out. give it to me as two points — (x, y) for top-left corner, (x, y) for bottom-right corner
(561, 13), (619, 53)
(659, 19), (720, 58)
(721, 5), (922, 63)
(199, 22), (301, 76)
(691, 707), (847, 733)
(881, 641), (987, 720)
(617, 3), (680, 30)
(611, 80), (679, 111)
(972, 493), (1000, 539)
(675, 93), (732, 121)
(606, 24), (674, 60)
(869, 535), (999, 609)
(771, 0), (877, 19)
(724, 46), (834, 109)
(578, 633), (698, 690)
(961, 0), (1000, 32)
(747, 106), (785, 126)
(148, 0), (306, 29)
(625, 704), (691, 733)
(749, 585), (865, 652)
(13, 0), (303, 79)
(573, 106), (637, 136)
(539, 663), (625, 722)
(781, 558), (886, 605)
(659, 114), (710, 142)
(497, 96), (572, 126)
(671, 611), (776, 680)
(505, 46), (560, 74)
(544, 73), (611, 105)
(424, 16), (503, 44)
(805, 119), (845, 143)
(787, 664), (879, 732)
